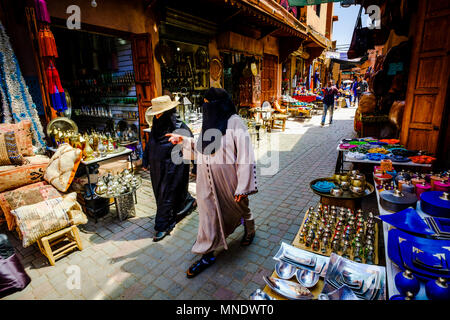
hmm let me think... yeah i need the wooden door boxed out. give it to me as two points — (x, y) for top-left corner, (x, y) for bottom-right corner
(400, 0), (450, 155)
(261, 54), (278, 103)
(131, 33), (157, 149)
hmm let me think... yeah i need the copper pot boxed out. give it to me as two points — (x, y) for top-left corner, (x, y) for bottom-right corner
(330, 188), (343, 197)
(351, 179), (366, 188)
(350, 185), (365, 195)
(340, 181), (350, 190)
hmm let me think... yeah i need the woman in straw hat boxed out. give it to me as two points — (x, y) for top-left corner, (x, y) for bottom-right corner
(146, 95), (196, 242)
(167, 88), (257, 278)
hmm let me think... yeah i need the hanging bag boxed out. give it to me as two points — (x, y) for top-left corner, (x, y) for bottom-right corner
(347, 6), (374, 59)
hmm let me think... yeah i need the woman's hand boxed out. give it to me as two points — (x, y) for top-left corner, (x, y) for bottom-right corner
(165, 133), (184, 145)
(234, 194), (248, 202)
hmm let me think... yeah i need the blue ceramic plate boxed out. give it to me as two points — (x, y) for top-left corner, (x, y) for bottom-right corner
(388, 228), (450, 281)
(380, 208), (435, 236)
(388, 155), (411, 162)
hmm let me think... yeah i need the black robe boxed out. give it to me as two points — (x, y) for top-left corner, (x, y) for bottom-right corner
(147, 109), (195, 232)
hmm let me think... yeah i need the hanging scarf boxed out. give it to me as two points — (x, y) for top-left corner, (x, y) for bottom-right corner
(45, 62), (67, 112)
(38, 25), (58, 58)
(0, 22), (46, 151)
(34, 0), (51, 24)
(197, 88), (237, 155)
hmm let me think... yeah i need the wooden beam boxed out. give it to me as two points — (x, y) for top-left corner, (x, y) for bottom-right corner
(257, 26), (280, 40)
(222, 8), (242, 23)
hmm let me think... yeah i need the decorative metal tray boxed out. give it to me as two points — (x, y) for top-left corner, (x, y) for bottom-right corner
(46, 116), (78, 136)
(309, 178), (374, 199)
(273, 242), (329, 277)
(263, 276), (314, 300)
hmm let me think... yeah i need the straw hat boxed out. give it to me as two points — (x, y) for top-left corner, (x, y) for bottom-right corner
(145, 95), (179, 116)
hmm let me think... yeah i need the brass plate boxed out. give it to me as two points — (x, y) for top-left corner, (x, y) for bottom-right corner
(46, 117), (78, 136)
(210, 58), (222, 81)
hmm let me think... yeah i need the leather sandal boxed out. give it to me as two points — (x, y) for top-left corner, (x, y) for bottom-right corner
(186, 255), (216, 278)
(241, 231), (256, 246)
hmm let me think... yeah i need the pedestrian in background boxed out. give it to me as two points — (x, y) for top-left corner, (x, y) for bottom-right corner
(321, 80), (339, 126)
(351, 76), (358, 107)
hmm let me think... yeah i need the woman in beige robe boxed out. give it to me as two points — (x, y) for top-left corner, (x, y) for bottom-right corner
(167, 88), (257, 278)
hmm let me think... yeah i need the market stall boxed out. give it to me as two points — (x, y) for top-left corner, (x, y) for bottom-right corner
(252, 203), (386, 300)
(372, 165), (449, 300)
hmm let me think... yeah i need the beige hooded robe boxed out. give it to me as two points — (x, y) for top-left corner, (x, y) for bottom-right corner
(182, 114), (257, 254)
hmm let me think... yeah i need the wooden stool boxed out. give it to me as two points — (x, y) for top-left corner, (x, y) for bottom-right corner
(37, 225), (83, 266)
(271, 114), (288, 132)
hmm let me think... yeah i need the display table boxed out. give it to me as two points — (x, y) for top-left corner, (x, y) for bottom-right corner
(374, 182), (428, 299)
(48, 146), (134, 222)
(262, 207), (381, 300)
(334, 146), (432, 173)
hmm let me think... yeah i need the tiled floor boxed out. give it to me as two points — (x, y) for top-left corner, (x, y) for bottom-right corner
(2, 106), (358, 300)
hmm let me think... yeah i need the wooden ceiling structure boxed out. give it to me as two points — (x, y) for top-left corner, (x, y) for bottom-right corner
(154, 0), (329, 62)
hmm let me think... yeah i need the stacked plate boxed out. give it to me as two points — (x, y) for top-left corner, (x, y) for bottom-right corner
(425, 216), (450, 239)
(273, 242), (329, 277)
(387, 228), (450, 281)
(321, 253), (386, 300)
(261, 243), (329, 300)
(380, 207), (450, 240)
(318, 285), (361, 300)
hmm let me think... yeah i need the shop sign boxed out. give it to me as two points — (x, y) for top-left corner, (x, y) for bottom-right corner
(325, 51), (340, 59)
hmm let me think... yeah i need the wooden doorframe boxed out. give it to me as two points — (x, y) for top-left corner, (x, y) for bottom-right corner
(261, 53), (279, 103)
(131, 33), (158, 151)
(400, 0), (450, 156)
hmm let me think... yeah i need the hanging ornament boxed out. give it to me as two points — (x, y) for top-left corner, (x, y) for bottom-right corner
(34, 0), (51, 24)
(38, 25), (58, 58)
(46, 62), (68, 112)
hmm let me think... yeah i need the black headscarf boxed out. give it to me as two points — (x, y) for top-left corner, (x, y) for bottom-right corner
(151, 108), (177, 142)
(198, 88), (237, 155)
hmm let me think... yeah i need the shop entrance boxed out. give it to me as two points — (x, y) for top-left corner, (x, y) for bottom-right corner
(52, 27), (140, 146)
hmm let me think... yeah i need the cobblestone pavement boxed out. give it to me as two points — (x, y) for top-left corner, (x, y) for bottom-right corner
(2, 107), (357, 300)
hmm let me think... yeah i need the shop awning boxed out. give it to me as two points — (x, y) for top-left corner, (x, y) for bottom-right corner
(225, 0), (309, 40)
(288, 0), (341, 5)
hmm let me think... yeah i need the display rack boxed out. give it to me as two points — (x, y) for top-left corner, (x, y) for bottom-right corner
(373, 182), (428, 299)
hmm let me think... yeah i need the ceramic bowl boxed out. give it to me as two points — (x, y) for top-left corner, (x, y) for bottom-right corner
(296, 269), (320, 288)
(275, 261), (297, 280)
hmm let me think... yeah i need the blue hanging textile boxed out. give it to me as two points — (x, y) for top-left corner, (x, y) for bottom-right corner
(0, 22), (46, 151)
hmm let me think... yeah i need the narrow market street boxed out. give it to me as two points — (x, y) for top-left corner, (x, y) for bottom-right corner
(3, 106), (357, 300)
